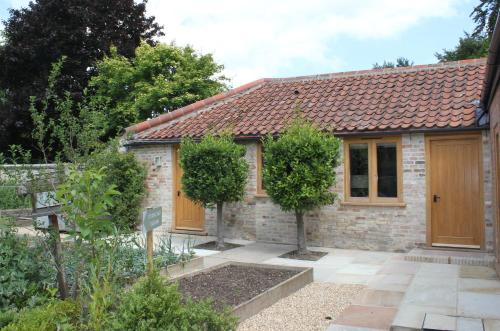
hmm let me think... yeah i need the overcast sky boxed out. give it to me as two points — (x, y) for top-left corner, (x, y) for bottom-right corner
(1, 0), (478, 86)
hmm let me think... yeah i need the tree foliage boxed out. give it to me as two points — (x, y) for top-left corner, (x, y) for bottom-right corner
(89, 43), (229, 136)
(471, 0), (500, 37)
(435, 32), (490, 62)
(179, 135), (248, 207)
(0, 0), (163, 154)
(87, 145), (147, 230)
(373, 57), (414, 69)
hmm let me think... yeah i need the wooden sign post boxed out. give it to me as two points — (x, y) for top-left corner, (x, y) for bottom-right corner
(142, 207), (162, 274)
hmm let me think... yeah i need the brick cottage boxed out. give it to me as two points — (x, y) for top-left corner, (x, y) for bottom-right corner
(124, 59), (494, 253)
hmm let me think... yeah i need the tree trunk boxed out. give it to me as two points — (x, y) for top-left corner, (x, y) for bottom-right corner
(216, 202), (225, 249)
(295, 211), (307, 253)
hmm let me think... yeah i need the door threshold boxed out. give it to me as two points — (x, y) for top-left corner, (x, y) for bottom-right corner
(432, 243), (481, 250)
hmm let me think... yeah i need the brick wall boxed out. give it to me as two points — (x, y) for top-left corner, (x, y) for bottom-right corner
(129, 144), (174, 233)
(129, 131), (494, 253)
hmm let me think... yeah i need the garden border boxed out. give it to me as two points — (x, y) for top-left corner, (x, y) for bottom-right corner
(172, 261), (313, 322)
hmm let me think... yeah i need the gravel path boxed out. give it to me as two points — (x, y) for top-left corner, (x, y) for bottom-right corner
(238, 283), (364, 331)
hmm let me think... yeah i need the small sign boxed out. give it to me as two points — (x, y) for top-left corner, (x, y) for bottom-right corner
(142, 207), (162, 233)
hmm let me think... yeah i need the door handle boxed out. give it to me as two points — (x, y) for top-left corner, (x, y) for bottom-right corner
(177, 191), (181, 197)
(433, 194), (440, 203)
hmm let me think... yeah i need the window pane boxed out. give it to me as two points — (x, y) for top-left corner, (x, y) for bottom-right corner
(377, 143), (397, 197)
(349, 144), (369, 197)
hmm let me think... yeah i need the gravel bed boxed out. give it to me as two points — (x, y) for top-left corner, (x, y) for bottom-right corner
(177, 264), (300, 310)
(238, 283), (364, 331)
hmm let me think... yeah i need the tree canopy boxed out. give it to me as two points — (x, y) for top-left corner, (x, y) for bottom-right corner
(89, 43), (228, 136)
(373, 57), (414, 69)
(0, 0), (163, 155)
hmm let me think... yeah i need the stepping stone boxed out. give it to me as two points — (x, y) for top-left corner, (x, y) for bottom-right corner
(333, 304), (397, 330)
(423, 313), (457, 330)
(483, 319), (500, 331)
(457, 317), (484, 331)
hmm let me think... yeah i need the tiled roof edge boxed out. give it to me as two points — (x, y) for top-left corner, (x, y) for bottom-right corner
(124, 78), (272, 134)
(269, 58), (487, 83)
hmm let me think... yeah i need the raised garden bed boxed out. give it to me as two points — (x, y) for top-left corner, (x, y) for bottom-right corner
(174, 262), (313, 322)
(193, 240), (242, 251)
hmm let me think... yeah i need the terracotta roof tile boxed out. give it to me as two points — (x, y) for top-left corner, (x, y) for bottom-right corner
(130, 59), (487, 140)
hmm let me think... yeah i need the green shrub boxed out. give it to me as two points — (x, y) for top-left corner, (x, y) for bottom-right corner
(87, 146), (147, 230)
(0, 310), (16, 328)
(0, 219), (55, 311)
(110, 272), (237, 331)
(1, 299), (80, 331)
(0, 179), (31, 210)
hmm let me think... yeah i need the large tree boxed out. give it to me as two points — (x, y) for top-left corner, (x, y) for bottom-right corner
(89, 43), (229, 137)
(436, 0), (499, 62)
(0, 0), (163, 155)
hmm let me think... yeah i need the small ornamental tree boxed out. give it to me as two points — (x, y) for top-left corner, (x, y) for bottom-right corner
(179, 134), (249, 249)
(263, 118), (341, 254)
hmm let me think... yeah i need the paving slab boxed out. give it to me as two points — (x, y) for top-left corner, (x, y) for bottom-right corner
(460, 266), (499, 280)
(333, 304), (397, 330)
(416, 263), (460, 278)
(376, 261), (421, 276)
(352, 251), (401, 265)
(216, 242), (295, 263)
(352, 289), (404, 308)
(327, 324), (385, 331)
(313, 266), (343, 282)
(423, 313), (457, 331)
(403, 277), (458, 309)
(457, 291), (500, 319)
(483, 319), (500, 331)
(315, 255), (355, 267)
(337, 264), (382, 276)
(367, 274), (413, 292)
(458, 278), (500, 294)
(391, 304), (456, 330)
(456, 317), (484, 331)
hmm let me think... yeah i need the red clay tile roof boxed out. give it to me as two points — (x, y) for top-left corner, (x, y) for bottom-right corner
(128, 58), (487, 141)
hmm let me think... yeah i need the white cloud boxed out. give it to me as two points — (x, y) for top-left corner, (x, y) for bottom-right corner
(148, 0), (461, 85)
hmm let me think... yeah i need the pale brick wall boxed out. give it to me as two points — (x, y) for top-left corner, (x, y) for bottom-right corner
(129, 131), (494, 253)
(129, 145), (174, 233)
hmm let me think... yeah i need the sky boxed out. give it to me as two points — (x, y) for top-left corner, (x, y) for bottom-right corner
(0, 0), (478, 87)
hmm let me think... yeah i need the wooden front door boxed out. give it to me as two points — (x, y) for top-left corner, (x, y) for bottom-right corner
(173, 146), (204, 231)
(427, 134), (484, 249)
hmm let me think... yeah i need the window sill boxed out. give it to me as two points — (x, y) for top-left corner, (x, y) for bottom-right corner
(340, 201), (406, 207)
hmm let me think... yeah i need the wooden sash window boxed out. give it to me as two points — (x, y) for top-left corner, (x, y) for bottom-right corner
(256, 143), (267, 196)
(344, 136), (403, 205)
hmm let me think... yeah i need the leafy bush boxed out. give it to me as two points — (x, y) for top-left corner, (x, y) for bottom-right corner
(1, 299), (80, 331)
(87, 146), (147, 230)
(263, 117), (341, 253)
(0, 218), (55, 311)
(110, 271), (237, 331)
(0, 179), (31, 210)
(0, 310), (15, 328)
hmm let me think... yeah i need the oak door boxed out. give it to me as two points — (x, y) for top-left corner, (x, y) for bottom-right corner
(173, 146), (204, 231)
(427, 134), (484, 249)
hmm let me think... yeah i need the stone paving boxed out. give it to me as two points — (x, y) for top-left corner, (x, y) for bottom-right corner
(168, 234), (500, 331)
